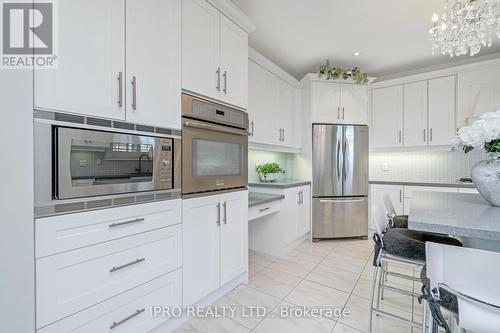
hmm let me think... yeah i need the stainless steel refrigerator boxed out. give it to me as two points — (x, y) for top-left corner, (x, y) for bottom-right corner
(312, 124), (369, 240)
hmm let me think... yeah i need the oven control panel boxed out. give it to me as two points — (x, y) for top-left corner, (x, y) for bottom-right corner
(159, 138), (173, 188)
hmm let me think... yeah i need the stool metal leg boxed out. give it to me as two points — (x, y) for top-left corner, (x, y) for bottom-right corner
(369, 264), (380, 333)
(380, 261), (387, 300)
(376, 262), (384, 309)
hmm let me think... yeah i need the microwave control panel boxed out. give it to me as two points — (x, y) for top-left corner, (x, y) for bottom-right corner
(159, 138), (174, 188)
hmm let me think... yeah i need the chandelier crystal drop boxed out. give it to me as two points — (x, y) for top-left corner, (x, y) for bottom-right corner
(429, 0), (500, 57)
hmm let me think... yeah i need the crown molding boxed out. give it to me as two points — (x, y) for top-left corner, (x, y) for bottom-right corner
(206, 0), (256, 33)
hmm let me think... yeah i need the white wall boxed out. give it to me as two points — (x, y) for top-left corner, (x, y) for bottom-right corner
(370, 149), (488, 183)
(248, 149), (296, 182)
(0, 70), (35, 331)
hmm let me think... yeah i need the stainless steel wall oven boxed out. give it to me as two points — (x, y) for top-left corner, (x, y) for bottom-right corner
(182, 94), (248, 195)
(34, 111), (181, 216)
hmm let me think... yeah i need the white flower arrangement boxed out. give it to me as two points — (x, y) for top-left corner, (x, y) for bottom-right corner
(453, 110), (500, 155)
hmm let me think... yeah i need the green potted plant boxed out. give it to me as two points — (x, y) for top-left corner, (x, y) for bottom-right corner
(256, 162), (285, 183)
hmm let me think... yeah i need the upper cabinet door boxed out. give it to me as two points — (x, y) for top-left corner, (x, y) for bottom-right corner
(311, 82), (341, 123)
(220, 15), (248, 109)
(182, 0), (220, 101)
(248, 60), (269, 144)
(403, 81), (428, 147)
(34, 0), (125, 119)
(219, 190), (247, 285)
(458, 66), (500, 127)
(371, 86), (403, 148)
(279, 79), (294, 145)
(428, 76), (456, 146)
(341, 84), (368, 125)
(126, 0), (181, 129)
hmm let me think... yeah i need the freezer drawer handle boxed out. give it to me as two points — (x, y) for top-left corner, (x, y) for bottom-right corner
(110, 308), (145, 330)
(109, 258), (146, 273)
(319, 199), (365, 203)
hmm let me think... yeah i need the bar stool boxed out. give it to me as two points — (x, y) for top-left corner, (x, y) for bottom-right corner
(425, 242), (500, 333)
(369, 204), (462, 333)
(383, 194), (408, 228)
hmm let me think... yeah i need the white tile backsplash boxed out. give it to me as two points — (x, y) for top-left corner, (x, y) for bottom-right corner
(369, 149), (488, 183)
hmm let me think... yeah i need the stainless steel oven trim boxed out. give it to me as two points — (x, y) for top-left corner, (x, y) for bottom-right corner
(56, 127), (174, 200)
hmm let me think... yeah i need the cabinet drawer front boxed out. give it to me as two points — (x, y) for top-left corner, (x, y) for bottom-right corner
(36, 199), (181, 258)
(38, 269), (182, 333)
(36, 226), (181, 328)
(248, 201), (281, 221)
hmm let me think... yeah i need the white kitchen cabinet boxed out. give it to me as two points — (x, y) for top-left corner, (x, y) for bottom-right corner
(34, 0), (125, 120)
(125, 0), (181, 129)
(250, 185), (311, 244)
(369, 184), (404, 216)
(404, 81), (428, 147)
(181, 0), (220, 103)
(311, 81), (341, 123)
(247, 58), (300, 149)
(371, 86), (404, 149)
(220, 191), (248, 285)
(182, 190), (248, 307)
(182, 194), (221, 307)
(296, 185), (311, 237)
(403, 186), (458, 215)
(458, 64), (500, 127)
(35, 0), (182, 129)
(428, 76), (456, 146)
(458, 187), (479, 194)
(36, 226), (182, 328)
(310, 81), (368, 125)
(182, 0), (248, 109)
(38, 270), (181, 333)
(220, 15), (249, 108)
(341, 84), (368, 125)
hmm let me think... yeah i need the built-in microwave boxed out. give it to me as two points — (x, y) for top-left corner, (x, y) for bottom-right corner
(182, 94), (249, 196)
(34, 111), (181, 216)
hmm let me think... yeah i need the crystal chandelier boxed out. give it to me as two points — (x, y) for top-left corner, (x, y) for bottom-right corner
(429, 0), (500, 57)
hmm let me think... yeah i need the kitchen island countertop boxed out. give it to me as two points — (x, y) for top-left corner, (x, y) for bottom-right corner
(248, 179), (311, 189)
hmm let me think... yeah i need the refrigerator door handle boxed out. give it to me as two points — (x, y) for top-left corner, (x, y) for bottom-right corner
(320, 198), (365, 203)
(336, 139), (341, 181)
(343, 138), (349, 181)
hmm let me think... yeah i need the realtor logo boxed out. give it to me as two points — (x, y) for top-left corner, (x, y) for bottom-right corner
(1, 0), (57, 69)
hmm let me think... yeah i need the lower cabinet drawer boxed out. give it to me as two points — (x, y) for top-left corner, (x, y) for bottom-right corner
(38, 269), (182, 333)
(36, 199), (182, 258)
(36, 225), (182, 329)
(248, 201), (281, 221)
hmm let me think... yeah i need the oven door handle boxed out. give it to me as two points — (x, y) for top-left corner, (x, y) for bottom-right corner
(184, 120), (250, 136)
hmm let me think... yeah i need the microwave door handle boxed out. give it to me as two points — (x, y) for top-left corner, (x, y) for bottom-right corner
(184, 120), (250, 136)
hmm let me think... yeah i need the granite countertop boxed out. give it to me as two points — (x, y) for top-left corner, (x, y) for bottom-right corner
(248, 192), (285, 208)
(408, 192), (500, 241)
(248, 179), (311, 189)
(369, 180), (475, 188)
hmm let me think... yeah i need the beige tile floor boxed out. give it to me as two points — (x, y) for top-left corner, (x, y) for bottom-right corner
(175, 237), (423, 333)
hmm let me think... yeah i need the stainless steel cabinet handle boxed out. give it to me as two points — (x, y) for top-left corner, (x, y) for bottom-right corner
(430, 128), (433, 142)
(117, 72), (123, 107)
(223, 202), (227, 224)
(297, 192), (301, 204)
(109, 258), (145, 273)
(110, 308), (145, 330)
(216, 67), (221, 91)
(216, 203), (221, 226)
(398, 130), (402, 144)
(282, 128), (285, 142)
(109, 218), (145, 228)
(337, 106), (340, 119)
(399, 189), (403, 203)
(223, 70), (228, 94)
(259, 207), (270, 212)
(342, 107), (345, 120)
(131, 76), (137, 110)
(250, 121), (254, 136)
(423, 129), (426, 142)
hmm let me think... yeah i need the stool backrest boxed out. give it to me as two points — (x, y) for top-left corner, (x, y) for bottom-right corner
(371, 203), (389, 236)
(382, 194), (396, 217)
(426, 242), (500, 333)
